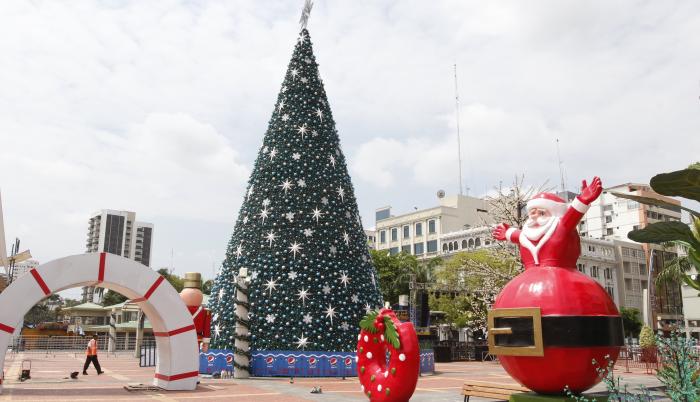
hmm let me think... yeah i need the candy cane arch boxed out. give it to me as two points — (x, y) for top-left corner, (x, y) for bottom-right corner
(0, 253), (199, 393)
(357, 309), (420, 401)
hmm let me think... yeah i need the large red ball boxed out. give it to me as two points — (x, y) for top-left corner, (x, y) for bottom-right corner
(493, 266), (620, 394)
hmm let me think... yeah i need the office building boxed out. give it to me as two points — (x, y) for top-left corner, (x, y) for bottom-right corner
(375, 194), (490, 259)
(83, 210), (154, 302)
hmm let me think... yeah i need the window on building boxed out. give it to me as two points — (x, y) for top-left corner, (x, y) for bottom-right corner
(403, 225), (409, 239)
(623, 261), (631, 274)
(622, 248), (631, 257)
(475, 238), (481, 247)
(605, 216), (612, 223)
(468, 238), (474, 248)
(639, 264), (647, 276)
(633, 280), (641, 292)
(401, 245), (411, 254)
(415, 223), (423, 236)
(625, 278), (633, 291)
(604, 205), (613, 211)
(604, 268), (612, 280)
(606, 286), (615, 298)
(391, 228), (398, 242)
(447, 243), (452, 251)
(427, 240), (437, 253)
(606, 228), (614, 235)
(414, 243), (424, 255)
(627, 201), (639, 209)
(380, 231), (386, 244)
(641, 280), (648, 290)
(577, 264), (585, 273)
(461, 240), (468, 249)
(389, 247), (399, 256)
(428, 220), (436, 234)
(590, 266), (599, 278)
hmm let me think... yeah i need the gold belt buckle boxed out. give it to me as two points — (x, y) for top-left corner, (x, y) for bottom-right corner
(487, 307), (544, 357)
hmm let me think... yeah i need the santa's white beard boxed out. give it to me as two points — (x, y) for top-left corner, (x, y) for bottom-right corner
(522, 216), (557, 241)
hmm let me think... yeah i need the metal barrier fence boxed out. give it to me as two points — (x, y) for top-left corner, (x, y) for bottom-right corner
(139, 339), (157, 367)
(615, 346), (660, 374)
(7, 335), (154, 356)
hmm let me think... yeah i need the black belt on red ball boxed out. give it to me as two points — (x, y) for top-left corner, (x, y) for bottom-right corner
(493, 315), (624, 348)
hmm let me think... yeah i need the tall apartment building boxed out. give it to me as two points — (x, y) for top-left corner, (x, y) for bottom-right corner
(577, 184), (684, 330)
(7, 258), (40, 284)
(83, 210), (154, 302)
(374, 194), (490, 259)
(579, 183), (682, 240)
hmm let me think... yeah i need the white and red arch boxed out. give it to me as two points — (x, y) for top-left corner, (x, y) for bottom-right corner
(0, 253), (199, 393)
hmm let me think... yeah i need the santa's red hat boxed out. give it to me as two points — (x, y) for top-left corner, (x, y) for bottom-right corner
(526, 193), (568, 217)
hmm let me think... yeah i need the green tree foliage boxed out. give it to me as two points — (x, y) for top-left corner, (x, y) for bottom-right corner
(639, 325), (656, 348)
(370, 250), (436, 305)
(621, 307), (643, 338)
(24, 303), (56, 326)
(656, 331), (700, 402)
(101, 290), (128, 306)
(202, 279), (214, 295)
(431, 249), (519, 330)
(63, 298), (81, 308)
(157, 268), (184, 293)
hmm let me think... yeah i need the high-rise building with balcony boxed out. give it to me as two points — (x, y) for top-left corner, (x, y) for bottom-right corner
(83, 210), (154, 302)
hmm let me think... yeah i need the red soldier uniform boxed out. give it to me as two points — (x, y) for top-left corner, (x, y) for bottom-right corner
(180, 272), (211, 351)
(491, 177), (623, 394)
(188, 304), (211, 346)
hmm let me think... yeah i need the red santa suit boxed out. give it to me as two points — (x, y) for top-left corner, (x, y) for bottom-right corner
(492, 192), (623, 394)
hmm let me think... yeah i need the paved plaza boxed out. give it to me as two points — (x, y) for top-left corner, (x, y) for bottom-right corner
(0, 352), (665, 401)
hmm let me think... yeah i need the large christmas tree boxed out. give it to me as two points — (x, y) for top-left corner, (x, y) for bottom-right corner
(209, 28), (383, 354)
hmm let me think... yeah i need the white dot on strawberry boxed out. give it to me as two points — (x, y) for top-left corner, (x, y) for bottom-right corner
(366, 351), (373, 359)
(399, 353), (406, 361)
(378, 384), (383, 392)
(363, 335), (368, 342)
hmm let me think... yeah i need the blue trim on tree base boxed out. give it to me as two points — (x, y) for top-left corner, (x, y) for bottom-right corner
(248, 349), (435, 377)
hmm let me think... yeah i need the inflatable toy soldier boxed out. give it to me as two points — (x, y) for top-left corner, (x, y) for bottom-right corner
(180, 272), (212, 352)
(490, 177), (624, 394)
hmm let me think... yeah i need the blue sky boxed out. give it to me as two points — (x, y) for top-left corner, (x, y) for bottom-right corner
(1, 1), (699, 293)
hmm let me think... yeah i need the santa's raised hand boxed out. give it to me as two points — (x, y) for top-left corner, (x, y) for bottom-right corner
(578, 176), (603, 204)
(492, 223), (510, 241)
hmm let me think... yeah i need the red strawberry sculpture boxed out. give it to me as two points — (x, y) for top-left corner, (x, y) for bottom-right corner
(357, 308), (420, 401)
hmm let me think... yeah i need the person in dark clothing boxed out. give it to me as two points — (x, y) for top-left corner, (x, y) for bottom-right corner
(83, 334), (104, 375)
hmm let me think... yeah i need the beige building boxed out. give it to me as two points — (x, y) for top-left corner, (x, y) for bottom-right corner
(579, 183), (682, 240)
(577, 184), (683, 329)
(375, 194), (490, 259)
(84, 210), (154, 302)
(437, 227), (623, 308)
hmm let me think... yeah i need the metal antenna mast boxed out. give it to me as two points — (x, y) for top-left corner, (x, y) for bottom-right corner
(299, 0), (314, 30)
(454, 64), (464, 196)
(556, 138), (566, 192)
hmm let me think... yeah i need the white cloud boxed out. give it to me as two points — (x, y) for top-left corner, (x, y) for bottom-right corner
(1, 0), (700, 280)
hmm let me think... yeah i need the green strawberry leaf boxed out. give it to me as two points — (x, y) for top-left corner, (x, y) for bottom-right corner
(359, 310), (379, 333)
(383, 316), (401, 350)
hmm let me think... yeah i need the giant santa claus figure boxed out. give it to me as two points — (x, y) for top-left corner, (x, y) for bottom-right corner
(490, 177), (623, 394)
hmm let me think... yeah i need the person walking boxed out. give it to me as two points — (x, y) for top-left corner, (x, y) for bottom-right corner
(83, 334), (104, 375)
